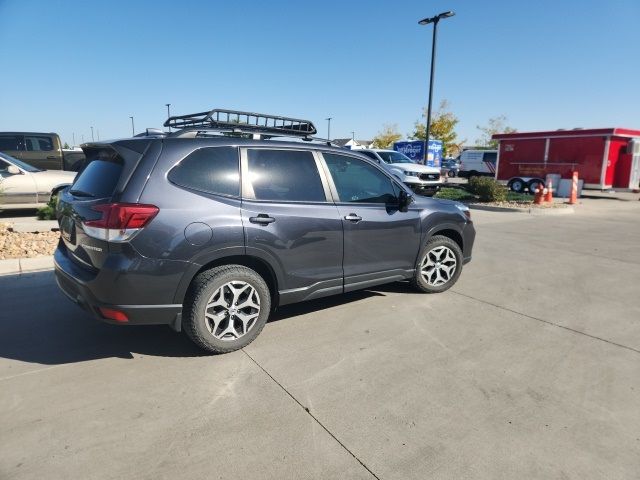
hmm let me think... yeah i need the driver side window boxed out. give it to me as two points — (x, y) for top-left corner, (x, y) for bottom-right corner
(323, 153), (396, 203)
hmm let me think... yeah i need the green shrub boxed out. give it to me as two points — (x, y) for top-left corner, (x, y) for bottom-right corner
(37, 194), (58, 220)
(435, 187), (475, 201)
(467, 177), (507, 202)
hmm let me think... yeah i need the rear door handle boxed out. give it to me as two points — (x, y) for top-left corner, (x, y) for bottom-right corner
(46, 155), (57, 160)
(344, 213), (362, 222)
(249, 214), (276, 225)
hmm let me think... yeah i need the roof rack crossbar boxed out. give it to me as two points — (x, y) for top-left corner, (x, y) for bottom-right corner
(164, 108), (317, 137)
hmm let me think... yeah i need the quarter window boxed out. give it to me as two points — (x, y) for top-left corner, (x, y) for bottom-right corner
(323, 153), (397, 204)
(169, 147), (240, 197)
(0, 135), (21, 151)
(247, 149), (325, 202)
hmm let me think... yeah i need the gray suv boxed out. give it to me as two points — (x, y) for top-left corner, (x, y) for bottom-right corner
(54, 109), (475, 353)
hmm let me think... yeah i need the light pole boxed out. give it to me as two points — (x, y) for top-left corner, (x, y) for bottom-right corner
(90, 126), (94, 141)
(325, 117), (332, 142)
(418, 10), (454, 164)
(129, 116), (135, 136)
(165, 103), (171, 132)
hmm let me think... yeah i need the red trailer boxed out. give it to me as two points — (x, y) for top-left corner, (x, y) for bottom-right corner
(492, 128), (640, 194)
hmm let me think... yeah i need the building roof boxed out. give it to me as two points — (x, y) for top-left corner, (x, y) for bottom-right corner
(493, 128), (640, 140)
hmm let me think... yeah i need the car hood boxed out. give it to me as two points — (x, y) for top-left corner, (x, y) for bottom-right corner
(388, 163), (441, 174)
(32, 169), (77, 183)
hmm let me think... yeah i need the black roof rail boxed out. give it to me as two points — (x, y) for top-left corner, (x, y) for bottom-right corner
(164, 108), (317, 139)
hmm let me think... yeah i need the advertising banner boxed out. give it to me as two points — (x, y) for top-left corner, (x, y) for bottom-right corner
(394, 140), (443, 167)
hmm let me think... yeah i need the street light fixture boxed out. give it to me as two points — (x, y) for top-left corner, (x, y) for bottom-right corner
(325, 117), (332, 142)
(418, 10), (455, 164)
(129, 116), (135, 136)
(166, 104), (171, 132)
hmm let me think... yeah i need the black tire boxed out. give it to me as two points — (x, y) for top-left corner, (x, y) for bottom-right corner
(411, 235), (463, 293)
(447, 169), (456, 178)
(183, 265), (271, 354)
(527, 179), (543, 195)
(508, 178), (525, 193)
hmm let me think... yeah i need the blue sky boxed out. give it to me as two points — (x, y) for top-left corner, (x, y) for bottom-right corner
(1, 0), (639, 146)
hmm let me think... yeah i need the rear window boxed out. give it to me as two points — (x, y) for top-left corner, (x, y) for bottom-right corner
(168, 147), (239, 197)
(71, 149), (124, 198)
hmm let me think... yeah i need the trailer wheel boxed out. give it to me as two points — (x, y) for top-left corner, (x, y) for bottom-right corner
(527, 179), (543, 195)
(508, 178), (525, 193)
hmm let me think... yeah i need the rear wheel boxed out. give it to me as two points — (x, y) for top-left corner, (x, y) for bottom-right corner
(411, 235), (463, 293)
(183, 265), (271, 354)
(527, 179), (543, 195)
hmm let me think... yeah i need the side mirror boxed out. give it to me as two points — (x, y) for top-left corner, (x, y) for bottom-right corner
(398, 189), (414, 212)
(7, 165), (21, 175)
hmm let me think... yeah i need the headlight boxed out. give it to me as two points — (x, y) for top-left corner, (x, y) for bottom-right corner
(404, 171), (421, 177)
(455, 203), (471, 220)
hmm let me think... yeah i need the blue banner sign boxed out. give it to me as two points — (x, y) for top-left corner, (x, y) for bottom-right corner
(394, 140), (443, 167)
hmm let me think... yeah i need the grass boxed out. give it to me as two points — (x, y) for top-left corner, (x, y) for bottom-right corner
(435, 187), (533, 203)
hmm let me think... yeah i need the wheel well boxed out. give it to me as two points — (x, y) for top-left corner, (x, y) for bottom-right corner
(191, 255), (279, 306)
(432, 229), (463, 252)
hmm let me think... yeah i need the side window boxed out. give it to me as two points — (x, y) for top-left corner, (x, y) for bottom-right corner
(24, 135), (54, 151)
(246, 149), (325, 202)
(323, 153), (397, 204)
(359, 151), (379, 162)
(483, 152), (497, 163)
(168, 147), (240, 197)
(0, 135), (21, 151)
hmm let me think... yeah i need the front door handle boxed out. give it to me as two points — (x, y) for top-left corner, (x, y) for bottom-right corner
(47, 155), (57, 160)
(344, 213), (362, 223)
(249, 214), (276, 225)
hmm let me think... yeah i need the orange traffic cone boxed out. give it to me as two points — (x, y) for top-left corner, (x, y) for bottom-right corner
(544, 178), (553, 203)
(568, 171), (578, 205)
(534, 184), (545, 205)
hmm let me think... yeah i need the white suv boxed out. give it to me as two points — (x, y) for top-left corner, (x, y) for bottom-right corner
(356, 149), (443, 196)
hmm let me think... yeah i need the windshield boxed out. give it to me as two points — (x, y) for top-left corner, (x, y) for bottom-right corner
(0, 151), (41, 172)
(377, 151), (416, 164)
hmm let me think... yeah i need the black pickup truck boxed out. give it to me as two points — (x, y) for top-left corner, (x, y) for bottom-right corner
(0, 131), (85, 171)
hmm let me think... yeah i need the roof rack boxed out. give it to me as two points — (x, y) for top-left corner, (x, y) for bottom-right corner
(164, 108), (317, 139)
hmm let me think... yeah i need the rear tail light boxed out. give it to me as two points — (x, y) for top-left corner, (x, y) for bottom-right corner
(83, 203), (159, 242)
(99, 307), (129, 323)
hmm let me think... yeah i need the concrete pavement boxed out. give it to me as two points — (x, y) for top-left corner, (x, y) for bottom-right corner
(0, 201), (639, 479)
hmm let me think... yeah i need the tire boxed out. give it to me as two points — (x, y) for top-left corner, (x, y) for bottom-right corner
(508, 178), (525, 193)
(447, 169), (456, 178)
(527, 179), (543, 195)
(411, 235), (463, 293)
(183, 265), (271, 354)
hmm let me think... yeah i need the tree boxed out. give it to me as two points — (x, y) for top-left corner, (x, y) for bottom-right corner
(372, 124), (402, 149)
(63, 142), (70, 149)
(409, 100), (462, 156)
(476, 115), (516, 148)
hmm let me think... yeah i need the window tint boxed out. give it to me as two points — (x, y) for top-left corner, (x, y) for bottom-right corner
(247, 149), (325, 202)
(169, 147), (239, 197)
(359, 150), (379, 161)
(0, 135), (20, 151)
(324, 153), (397, 204)
(483, 152), (497, 163)
(71, 149), (124, 198)
(24, 135), (54, 151)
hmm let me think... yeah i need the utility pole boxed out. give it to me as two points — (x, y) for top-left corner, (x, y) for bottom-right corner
(129, 116), (135, 136)
(166, 103), (172, 132)
(325, 117), (332, 142)
(90, 126), (94, 141)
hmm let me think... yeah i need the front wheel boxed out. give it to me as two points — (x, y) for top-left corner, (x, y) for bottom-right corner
(183, 265), (271, 354)
(411, 235), (463, 293)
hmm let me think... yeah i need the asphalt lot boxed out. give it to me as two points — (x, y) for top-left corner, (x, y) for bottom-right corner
(1, 197), (639, 479)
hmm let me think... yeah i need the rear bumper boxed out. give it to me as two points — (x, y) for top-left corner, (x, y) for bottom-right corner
(54, 246), (182, 327)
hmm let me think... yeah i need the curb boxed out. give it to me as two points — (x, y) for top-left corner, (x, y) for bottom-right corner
(0, 256), (54, 276)
(468, 204), (575, 215)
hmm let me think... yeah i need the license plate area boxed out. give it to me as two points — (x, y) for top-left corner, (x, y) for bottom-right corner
(60, 216), (76, 244)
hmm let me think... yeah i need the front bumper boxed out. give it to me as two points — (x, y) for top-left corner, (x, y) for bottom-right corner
(54, 246), (182, 327)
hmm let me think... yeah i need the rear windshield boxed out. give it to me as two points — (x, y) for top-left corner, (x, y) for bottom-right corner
(71, 149), (123, 198)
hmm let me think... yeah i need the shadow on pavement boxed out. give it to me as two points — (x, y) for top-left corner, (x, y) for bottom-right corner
(0, 270), (398, 366)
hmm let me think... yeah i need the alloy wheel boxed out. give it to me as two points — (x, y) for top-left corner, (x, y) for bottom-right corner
(421, 246), (457, 286)
(204, 281), (261, 341)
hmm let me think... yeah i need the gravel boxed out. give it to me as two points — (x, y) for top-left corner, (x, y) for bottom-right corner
(0, 223), (59, 259)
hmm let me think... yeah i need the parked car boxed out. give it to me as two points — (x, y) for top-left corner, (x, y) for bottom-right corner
(457, 149), (497, 178)
(441, 159), (459, 177)
(355, 148), (443, 196)
(54, 108), (475, 354)
(0, 132), (86, 171)
(0, 152), (76, 210)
